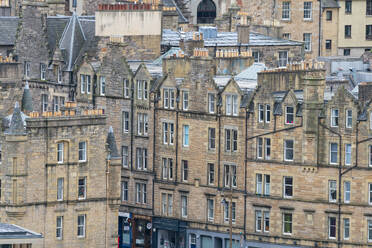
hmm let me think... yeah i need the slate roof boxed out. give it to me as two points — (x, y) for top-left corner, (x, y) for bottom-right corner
(153, 47), (182, 65)
(162, 29), (303, 47)
(0, 17), (19, 46)
(162, 0), (188, 23)
(0, 223), (42, 239)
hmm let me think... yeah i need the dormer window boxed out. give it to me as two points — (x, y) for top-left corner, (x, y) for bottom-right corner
(208, 93), (215, 114)
(40, 63), (46, 80)
(226, 94), (238, 116)
(346, 109), (352, 128)
(24, 61), (30, 78)
(100, 76), (106, 96)
(124, 79), (130, 98)
(163, 89), (169, 108)
(80, 75), (85, 94)
(258, 104), (264, 122)
(331, 109), (339, 127)
(86, 75), (91, 94)
(57, 65), (63, 84)
(285, 106), (294, 124)
(137, 80), (148, 100)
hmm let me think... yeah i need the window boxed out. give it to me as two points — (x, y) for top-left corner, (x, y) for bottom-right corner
(344, 218), (350, 240)
(78, 141), (87, 162)
(53, 96), (59, 112)
(303, 33), (312, 52)
(283, 176), (293, 198)
(100, 76), (105, 96)
(122, 146), (128, 167)
(40, 63), (46, 80)
(371, 112), (372, 130)
(284, 140), (294, 161)
(226, 94), (238, 116)
(137, 80), (143, 99)
(326, 40), (332, 50)
(57, 65), (62, 84)
(369, 183), (372, 205)
(208, 163), (214, 185)
(183, 91), (189, 110)
(122, 181), (128, 201)
(264, 175), (270, 195)
(265, 105), (271, 123)
(344, 181), (350, 203)
(60, 97), (65, 108)
(330, 143), (338, 164)
(208, 93), (215, 113)
(283, 33), (291, 40)
(224, 201), (236, 223)
(137, 113), (148, 136)
(257, 138), (263, 159)
(252, 51), (260, 62)
(136, 148), (147, 170)
(329, 217), (336, 239)
(163, 122), (174, 145)
(161, 193), (167, 215)
(122, 111), (129, 133)
(344, 25), (351, 38)
(346, 109), (352, 128)
(56, 216), (63, 239)
(136, 183), (147, 204)
(326, 10), (332, 21)
(368, 0), (372, 15)
(57, 178), (64, 201)
(163, 89), (169, 108)
(265, 138), (271, 160)
(42, 94), (48, 112)
(283, 213), (292, 234)
(78, 177), (86, 199)
(207, 198), (214, 221)
(345, 0), (352, 14)
(80, 75), (85, 93)
(124, 79), (130, 98)
(255, 210), (262, 232)
(57, 142), (63, 163)
(0, 144), (2, 163)
(329, 180), (337, 202)
(182, 160), (188, 182)
(258, 104), (264, 122)
(256, 174), (263, 195)
(304, 2), (312, 19)
(345, 144), (352, 166)
(183, 125), (189, 147)
(224, 164), (237, 188)
(366, 25), (372, 40)
(144, 81), (148, 100)
(368, 220), (372, 241)
(282, 1), (290, 20)
(86, 75), (91, 94)
(181, 195), (188, 218)
(208, 128), (216, 150)
(225, 129), (238, 152)
(168, 194), (173, 216)
(77, 215), (86, 238)
(170, 89), (175, 109)
(286, 106), (294, 124)
(24, 61), (30, 78)
(344, 48), (351, 56)
(162, 158), (173, 180)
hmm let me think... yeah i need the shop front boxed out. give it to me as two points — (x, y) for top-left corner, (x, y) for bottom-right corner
(118, 212), (152, 248)
(152, 217), (188, 248)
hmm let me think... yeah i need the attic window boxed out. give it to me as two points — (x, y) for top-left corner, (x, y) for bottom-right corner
(57, 65), (62, 84)
(285, 106), (294, 124)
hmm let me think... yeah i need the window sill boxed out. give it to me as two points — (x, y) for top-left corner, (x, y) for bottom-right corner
(283, 233), (292, 236)
(303, 18), (313, 22)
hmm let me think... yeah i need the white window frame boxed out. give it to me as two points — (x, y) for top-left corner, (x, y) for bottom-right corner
(168, 194), (173, 216)
(278, 51), (288, 67)
(224, 164), (237, 188)
(330, 143), (338, 165)
(137, 80), (143, 100)
(77, 215), (86, 238)
(207, 198), (214, 222)
(40, 63), (46, 80)
(256, 174), (263, 195)
(57, 142), (64, 163)
(208, 127), (216, 150)
(345, 144), (352, 166)
(329, 180), (337, 203)
(331, 109), (339, 127)
(283, 213), (292, 235)
(124, 79), (130, 98)
(181, 195), (188, 218)
(208, 163), (214, 185)
(346, 109), (352, 128)
(257, 137), (263, 159)
(163, 89), (169, 108)
(57, 65), (63, 84)
(285, 106), (294, 124)
(368, 219), (372, 242)
(80, 74), (85, 94)
(183, 125), (189, 147)
(284, 139), (294, 161)
(56, 216), (63, 240)
(264, 174), (270, 196)
(283, 176), (293, 198)
(53, 96), (59, 112)
(183, 91), (189, 111)
(208, 93), (215, 114)
(100, 76), (105, 96)
(304, 1), (312, 20)
(78, 177), (87, 200)
(255, 210), (262, 232)
(78, 141), (87, 162)
(57, 177), (64, 201)
(25, 61), (30, 78)
(264, 211), (270, 233)
(86, 75), (91, 94)
(144, 81), (148, 100)
(182, 160), (188, 182)
(328, 216), (337, 239)
(344, 181), (350, 203)
(122, 146), (129, 168)
(122, 181), (128, 201)
(303, 33), (312, 52)
(42, 94), (48, 112)
(343, 218), (350, 240)
(370, 145), (372, 167)
(123, 111), (129, 133)
(265, 104), (271, 123)
(170, 89), (175, 109)
(258, 104), (264, 122)
(282, 1), (290, 20)
(163, 123), (168, 145)
(265, 138), (271, 160)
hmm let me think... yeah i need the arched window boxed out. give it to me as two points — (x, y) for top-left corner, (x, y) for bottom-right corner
(197, 0), (216, 24)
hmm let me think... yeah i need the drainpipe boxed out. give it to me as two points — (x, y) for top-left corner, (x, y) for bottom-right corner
(175, 88), (180, 184)
(318, 0), (322, 57)
(152, 92), (158, 217)
(130, 82), (134, 171)
(93, 74), (97, 108)
(243, 110), (248, 240)
(217, 94), (222, 189)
